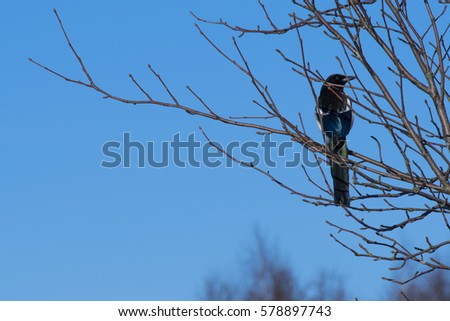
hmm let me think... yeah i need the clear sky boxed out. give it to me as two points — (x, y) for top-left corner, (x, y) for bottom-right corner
(1, 1), (448, 300)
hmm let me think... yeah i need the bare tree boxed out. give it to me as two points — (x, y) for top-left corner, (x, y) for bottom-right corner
(203, 231), (347, 301)
(31, 1), (450, 284)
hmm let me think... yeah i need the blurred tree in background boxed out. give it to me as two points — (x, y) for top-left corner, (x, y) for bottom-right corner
(204, 232), (450, 301)
(203, 232), (347, 300)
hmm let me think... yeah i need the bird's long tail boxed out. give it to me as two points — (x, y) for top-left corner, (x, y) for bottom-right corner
(328, 136), (350, 206)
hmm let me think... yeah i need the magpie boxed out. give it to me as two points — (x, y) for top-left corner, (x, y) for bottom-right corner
(315, 74), (355, 206)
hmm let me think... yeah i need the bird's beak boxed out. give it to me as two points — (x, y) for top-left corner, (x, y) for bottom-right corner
(346, 75), (356, 82)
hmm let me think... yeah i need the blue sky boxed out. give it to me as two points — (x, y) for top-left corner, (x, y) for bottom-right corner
(1, 1), (448, 300)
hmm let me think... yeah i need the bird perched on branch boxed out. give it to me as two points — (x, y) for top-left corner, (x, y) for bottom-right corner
(316, 74), (355, 206)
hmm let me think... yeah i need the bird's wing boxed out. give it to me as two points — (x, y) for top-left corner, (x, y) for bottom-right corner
(316, 97), (353, 137)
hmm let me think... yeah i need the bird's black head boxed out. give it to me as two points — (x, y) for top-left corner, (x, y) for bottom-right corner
(325, 74), (355, 85)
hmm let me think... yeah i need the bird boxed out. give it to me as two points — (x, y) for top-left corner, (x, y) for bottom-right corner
(315, 74), (355, 206)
